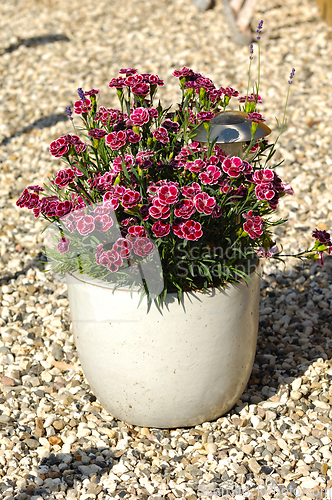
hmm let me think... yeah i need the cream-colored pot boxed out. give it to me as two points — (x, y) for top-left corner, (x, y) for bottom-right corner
(66, 269), (260, 428)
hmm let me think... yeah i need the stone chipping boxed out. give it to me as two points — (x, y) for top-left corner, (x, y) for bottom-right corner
(1, 0), (332, 498)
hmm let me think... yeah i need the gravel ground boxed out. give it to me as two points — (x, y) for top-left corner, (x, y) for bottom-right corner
(1, 0), (332, 498)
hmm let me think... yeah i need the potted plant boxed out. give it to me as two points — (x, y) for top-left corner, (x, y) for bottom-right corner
(16, 23), (330, 427)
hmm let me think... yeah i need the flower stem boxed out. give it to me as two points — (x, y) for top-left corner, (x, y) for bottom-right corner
(256, 41), (261, 103)
(245, 44), (253, 110)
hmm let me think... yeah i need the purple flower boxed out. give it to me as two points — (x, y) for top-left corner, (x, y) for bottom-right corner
(231, 185), (248, 202)
(312, 229), (332, 266)
(65, 106), (73, 120)
(139, 204), (151, 221)
(195, 77), (215, 91)
(148, 107), (159, 119)
(288, 68), (295, 84)
(249, 43), (253, 61)
(256, 20), (263, 40)
(184, 81), (197, 90)
(77, 88), (86, 101)
(136, 150), (154, 170)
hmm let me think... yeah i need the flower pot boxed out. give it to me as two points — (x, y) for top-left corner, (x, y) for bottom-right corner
(66, 267), (260, 428)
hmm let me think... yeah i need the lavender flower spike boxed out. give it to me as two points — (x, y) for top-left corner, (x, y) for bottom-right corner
(77, 87), (86, 101)
(288, 68), (295, 84)
(256, 20), (263, 40)
(65, 106), (73, 120)
(249, 43), (253, 60)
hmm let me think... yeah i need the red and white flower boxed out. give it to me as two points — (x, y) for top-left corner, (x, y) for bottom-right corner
(242, 211), (263, 240)
(151, 221), (171, 238)
(131, 82), (150, 96)
(185, 159), (206, 173)
(199, 166), (222, 185)
(77, 215), (95, 235)
(182, 183), (201, 199)
(182, 220), (203, 241)
(255, 184), (275, 201)
(122, 189), (141, 209)
(130, 107), (150, 126)
(103, 191), (120, 210)
(55, 200), (73, 217)
(153, 126), (169, 144)
(113, 238), (133, 258)
(49, 136), (70, 158)
(133, 237), (155, 257)
(105, 130), (127, 150)
(54, 168), (76, 188)
(222, 157), (244, 178)
(94, 214), (114, 232)
(253, 169), (274, 184)
(95, 244), (123, 272)
(74, 98), (91, 115)
(128, 226), (146, 238)
(57, 237), (71, 254)
(149, 199), (171, 219)
(158, 184), (178, 205)
(112, 155), (134, 173)
(174, 199), (195, 219)
(194, 192), (216, 215)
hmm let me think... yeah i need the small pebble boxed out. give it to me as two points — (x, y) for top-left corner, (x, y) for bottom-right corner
(48, 436), (63, 446)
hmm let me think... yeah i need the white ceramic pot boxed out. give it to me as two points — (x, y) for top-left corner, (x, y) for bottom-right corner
(66, 268), (260, 428)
